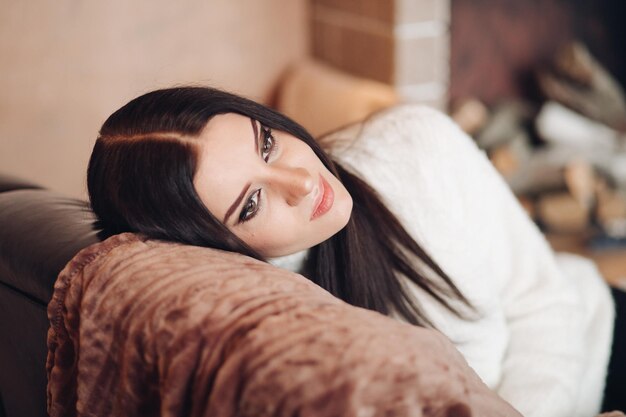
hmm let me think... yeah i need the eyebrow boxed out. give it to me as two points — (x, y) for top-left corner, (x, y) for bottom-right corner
(222, 119), (260, 225)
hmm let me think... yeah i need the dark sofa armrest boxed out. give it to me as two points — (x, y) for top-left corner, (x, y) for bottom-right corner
(0, 173), (44, 193)
(0, 174), (102, 417)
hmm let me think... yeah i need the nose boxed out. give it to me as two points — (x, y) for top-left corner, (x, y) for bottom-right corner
(269, 165), (315, 206)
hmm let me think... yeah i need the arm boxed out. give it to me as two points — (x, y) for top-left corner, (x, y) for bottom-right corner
(419, 107), (586, 417)
(456, 125), (585, 416)
(334, 105), (587, 417)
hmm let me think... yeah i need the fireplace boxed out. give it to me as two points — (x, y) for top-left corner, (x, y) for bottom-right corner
(450, 0), (626, 107)
(310, 0), (626, 109)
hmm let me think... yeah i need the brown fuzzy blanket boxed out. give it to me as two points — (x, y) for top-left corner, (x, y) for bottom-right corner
(46, 233), (523, 417)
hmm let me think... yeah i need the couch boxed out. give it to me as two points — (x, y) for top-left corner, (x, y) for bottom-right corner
(0, 173), (101, 417)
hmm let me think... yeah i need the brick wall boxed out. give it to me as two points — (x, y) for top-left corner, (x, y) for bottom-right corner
(310, 0), (451, 109)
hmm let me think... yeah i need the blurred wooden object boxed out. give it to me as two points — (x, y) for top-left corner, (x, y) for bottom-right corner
(450, 98), (489, 135)
(508, 158), (597, 232)
(475, 101), (533, 150)
(534, 101), (626, 194)
(537, 41), (626, 132)
(537, 192), (589, 233)
(535, 101), (619, 151)
(595, 176), (626, 232)
(564, 158), (596, 210)
(546, 232), (626, 287)
(274, 60), (399, 137)
(503, 147), (570, 195)
(553, 40), (595, 86)
(489, 132), (532, 180)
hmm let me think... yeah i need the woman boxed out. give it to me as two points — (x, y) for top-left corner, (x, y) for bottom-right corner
(87, 86), (624, 416)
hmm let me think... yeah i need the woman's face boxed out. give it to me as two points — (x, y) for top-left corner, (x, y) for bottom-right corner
(193, 113), (353, 258)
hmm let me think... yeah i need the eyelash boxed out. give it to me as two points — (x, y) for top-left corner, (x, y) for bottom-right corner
(239, 189), (262, 223)
(261, 127), (278, 162)
(239, 126), (277, 223)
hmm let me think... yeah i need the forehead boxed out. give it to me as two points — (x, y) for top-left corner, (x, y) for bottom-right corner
(200, 112), (252, 146)
(193, 112), (255, 220)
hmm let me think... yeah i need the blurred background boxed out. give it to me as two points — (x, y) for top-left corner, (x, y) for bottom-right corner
(0, 1), (309, 198)
(1, 0), (625, 283)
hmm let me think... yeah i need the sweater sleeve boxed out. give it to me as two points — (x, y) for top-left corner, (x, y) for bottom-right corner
(437, 117), (586, 417)
(333, 105), (588, 417)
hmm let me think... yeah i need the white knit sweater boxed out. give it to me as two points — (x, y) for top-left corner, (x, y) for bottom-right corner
(270, 105), (615, 417)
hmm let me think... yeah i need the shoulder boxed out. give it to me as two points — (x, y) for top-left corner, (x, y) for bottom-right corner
(327, 103), (501, 288)
(367, 104), (466, 142)
(369, 104), (481, 156)
(326, 104), (493, 252)
(368, 103), (453, 128)
(322, 104), (477, 163)
(324, 104), (487, 191)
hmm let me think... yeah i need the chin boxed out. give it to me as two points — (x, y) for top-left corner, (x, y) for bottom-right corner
(334, 192), (353, 230)
(316, 201), (352, 246)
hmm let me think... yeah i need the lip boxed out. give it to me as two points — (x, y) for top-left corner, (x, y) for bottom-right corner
(311, 174), (334, 220)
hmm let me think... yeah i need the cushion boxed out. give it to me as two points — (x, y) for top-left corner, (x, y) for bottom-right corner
(275, 59), (399, 137)
(46, 232), (521, 416)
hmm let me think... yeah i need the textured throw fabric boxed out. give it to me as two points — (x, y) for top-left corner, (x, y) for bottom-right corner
(47, 233), (523, 417)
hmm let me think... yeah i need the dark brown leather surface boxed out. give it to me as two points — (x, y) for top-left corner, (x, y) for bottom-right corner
(0, 173), (43, 193)
(0, 176), (102, 417)
(0, 285), (50, 417)
(0, 189), (101, 304)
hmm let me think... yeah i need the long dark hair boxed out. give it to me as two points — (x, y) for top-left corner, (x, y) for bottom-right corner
(87, 86), (474, 327)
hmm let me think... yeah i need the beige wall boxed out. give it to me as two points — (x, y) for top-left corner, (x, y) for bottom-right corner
(0, 1), (309, 198)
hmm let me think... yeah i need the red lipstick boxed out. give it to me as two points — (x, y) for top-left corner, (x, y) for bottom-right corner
(311, 174), (334, 220)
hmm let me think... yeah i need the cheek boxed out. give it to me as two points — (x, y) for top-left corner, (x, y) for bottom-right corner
(236, 215), (303, 254)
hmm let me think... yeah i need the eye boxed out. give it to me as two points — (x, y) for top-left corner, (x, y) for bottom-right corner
(261, 127), (277, 162)
(239, 189), (262, 223)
